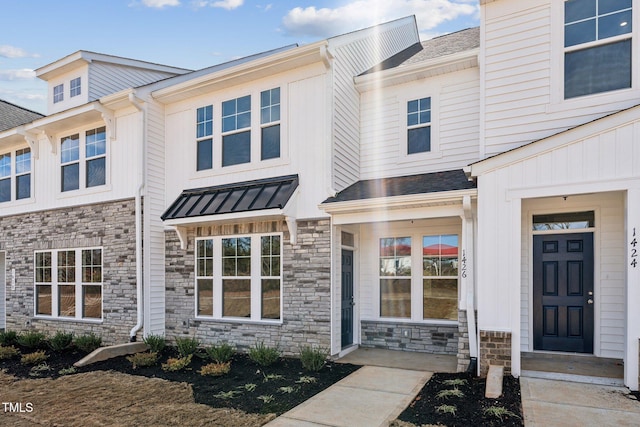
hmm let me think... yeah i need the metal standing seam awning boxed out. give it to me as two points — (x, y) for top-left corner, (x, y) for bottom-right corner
(162, 174), (299, 248)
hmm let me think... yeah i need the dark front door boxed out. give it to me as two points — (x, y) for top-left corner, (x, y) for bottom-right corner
(341, 249), (354, 348)
(533, 233), (594, 353)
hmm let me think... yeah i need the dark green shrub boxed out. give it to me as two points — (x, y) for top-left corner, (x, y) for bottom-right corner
(143, 334), (166, 353)
(248, 342), (280, 367)
(204, 343), (234, 363)
(74, 333), (102, 353)
(299, 346), (328, 372)
(0, 330), (18, 346)
(48, 331), (74, 352)
(175, 336), (200, 357)
(16, 331), (46, 349)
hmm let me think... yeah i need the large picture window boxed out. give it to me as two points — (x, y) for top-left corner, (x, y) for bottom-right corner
(34, 248), (102, 320)
(196, 234), (282, 322)
(422, 235), (458, 320)
(379, 237), (412, 318)
(564, 0), (632, 98)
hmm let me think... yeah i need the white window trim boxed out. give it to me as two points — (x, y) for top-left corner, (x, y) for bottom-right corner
(53, 84), (64, 104)
(0, 147), (34, 204)
(70, 77), (81, 98)
(195, 233), (283, 324)
(58, 125), (110, 195)
(33, 247), (104, 322)
(398, 93), (442, 163)
(191, 85), (289, 179)
(548, 0), (639, 111)
(375, 229), (459, 325)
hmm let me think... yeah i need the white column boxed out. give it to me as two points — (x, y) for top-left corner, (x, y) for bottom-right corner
(509, 198), (522, 377)
(625, 188), (640, 391)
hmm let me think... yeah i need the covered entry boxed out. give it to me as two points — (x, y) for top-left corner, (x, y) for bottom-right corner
(472, 105), (640, 390)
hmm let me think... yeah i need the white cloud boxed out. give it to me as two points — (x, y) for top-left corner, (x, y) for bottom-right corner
(214, 0), (243, 9)
(281, 0), (477, 38)
(0, 45), (38, 59)
(0, 69), (36, 81)
(141, 0), (180, 8)
(191, 0), (243, 9)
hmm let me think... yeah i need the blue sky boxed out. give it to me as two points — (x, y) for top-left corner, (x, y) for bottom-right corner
(0, 0), (479, 114)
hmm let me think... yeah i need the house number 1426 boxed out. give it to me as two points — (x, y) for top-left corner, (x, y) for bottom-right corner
(631, 228), (638, 268)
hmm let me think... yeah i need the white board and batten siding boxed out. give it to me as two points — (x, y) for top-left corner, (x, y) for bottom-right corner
(163, 65), (332, 221)
(482, 0), (640, 157)
(144, 99), (167, 336)
(329, 17), (419, 191)
(359, 68), (480, 179)
(475, 110), (640, 360)
(0, 108), (142, 219)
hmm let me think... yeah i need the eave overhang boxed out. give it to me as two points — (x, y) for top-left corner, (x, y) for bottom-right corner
(152, 42), (331, 104)
(355, 48), (479, 92)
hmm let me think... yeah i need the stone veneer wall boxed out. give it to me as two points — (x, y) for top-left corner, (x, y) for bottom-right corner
(360, 319), (459, 355)
(457, 310), (471, 372)
(165, 219), (331, 356)
(1, 198), (138, 344)
(479, 330), (512, 377)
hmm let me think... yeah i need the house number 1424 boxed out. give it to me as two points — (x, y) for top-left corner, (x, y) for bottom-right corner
(631, 228), (638, 268)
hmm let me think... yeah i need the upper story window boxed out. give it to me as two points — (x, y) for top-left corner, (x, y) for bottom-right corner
(70, 77), (81, 98)
(0, 148), (32, 203)
(61, 126), (106, 192)
(222, 95), (251, 167)
(53, 84), (64, 104)
(196, 105), (213, 171)
(564, 0), (633, 99)
(407, 97), (431, 154)
(260, 87), (280, 160)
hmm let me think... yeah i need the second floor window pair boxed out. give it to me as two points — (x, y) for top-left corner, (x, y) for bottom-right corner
(196, 87), (281, 171)
(53, 77), (81, 104)
(61, 126), (106, 192)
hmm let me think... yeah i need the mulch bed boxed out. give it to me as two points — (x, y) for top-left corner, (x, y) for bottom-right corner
(0, 345), (360, 415)
(397, 372), (524, 426)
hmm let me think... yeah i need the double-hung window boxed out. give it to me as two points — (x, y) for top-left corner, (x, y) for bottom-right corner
(196, 234), (282, 321)
(0, 154), (11, 202)
(61, 126), (106, 192)
(53, 84), (64, 103)
(407, 97), (431, 154)
(34, 248), (103, 320)
(16, 148), (31, 199)
(379, 234), (459, 321)
(260, 88), (280, 160)
(564, 0), (632, 99)
(196, 105), (213, 171)
(222, 95), (251, 167)
(70, 77), (81, 98)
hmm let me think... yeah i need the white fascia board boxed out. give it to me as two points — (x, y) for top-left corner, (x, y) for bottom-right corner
(36, 51), (190, 81)
(355, 49), (479, 92)
(152, 42), (329, 104)
(471, 104), (640, 177)
(319, 188), (477, 215)
(27, 102), (108, 135)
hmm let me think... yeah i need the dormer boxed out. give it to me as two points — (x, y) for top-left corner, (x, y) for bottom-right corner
(36, 51), (191, 115)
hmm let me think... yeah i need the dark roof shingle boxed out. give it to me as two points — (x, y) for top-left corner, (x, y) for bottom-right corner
(323, 169), (475, 204)
(0, 100), (44, 132)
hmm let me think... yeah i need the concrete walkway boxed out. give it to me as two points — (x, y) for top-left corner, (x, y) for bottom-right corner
(521, 377), (640, 426)
(265, 366), (431, 427)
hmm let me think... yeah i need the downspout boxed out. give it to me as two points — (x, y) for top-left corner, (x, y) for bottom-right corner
(463, 195), (478, 373)
(128, 92), (146, 342)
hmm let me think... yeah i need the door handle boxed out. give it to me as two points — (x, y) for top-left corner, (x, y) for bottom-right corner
(587, 298), (594, 304)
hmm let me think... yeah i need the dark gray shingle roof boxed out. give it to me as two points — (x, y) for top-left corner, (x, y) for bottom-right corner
(162, 175), (299, 221)
(0, 100), (44, 132)
(361, 26), (480, 75)
(323, 169), (476, 204)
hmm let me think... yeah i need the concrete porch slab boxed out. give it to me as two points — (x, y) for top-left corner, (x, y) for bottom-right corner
(336, 347), (457, 372)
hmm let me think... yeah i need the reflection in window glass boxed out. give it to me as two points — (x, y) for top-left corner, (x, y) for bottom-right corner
(223, 279), (251, 317)
(380, 237), (411, 318)
(423, 235), (458, 320)
(533, 211), (595, 231)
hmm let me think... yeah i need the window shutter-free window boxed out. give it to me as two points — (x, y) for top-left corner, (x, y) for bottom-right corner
(407, 98), (431, 154)
(222, 96), (251, 167)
